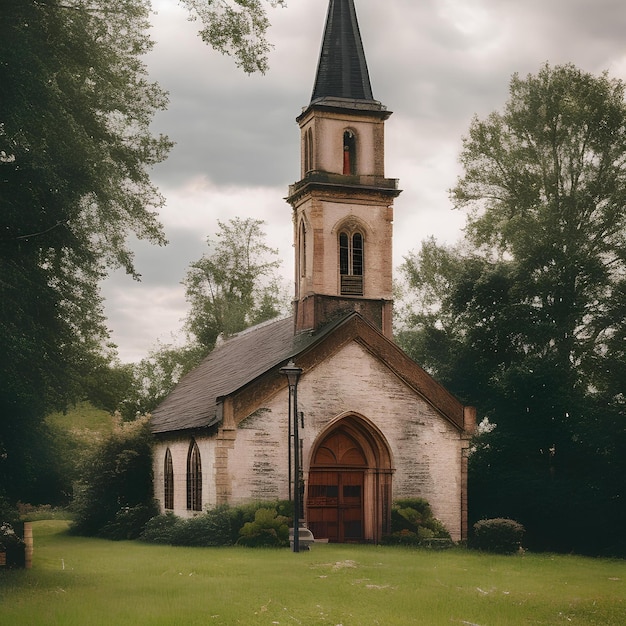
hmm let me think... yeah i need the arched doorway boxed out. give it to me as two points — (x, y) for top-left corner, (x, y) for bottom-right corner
(307, 416), (393, 543)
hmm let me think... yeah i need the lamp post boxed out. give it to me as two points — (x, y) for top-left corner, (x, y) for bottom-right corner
(279, 360), (303, 552)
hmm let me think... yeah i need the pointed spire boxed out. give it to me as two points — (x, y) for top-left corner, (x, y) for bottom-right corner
(311, 0), (375, 104)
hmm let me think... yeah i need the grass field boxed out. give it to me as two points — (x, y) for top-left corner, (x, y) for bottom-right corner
(1, 521), (624, 625)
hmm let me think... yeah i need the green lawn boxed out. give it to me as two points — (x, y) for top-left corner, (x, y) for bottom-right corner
(1, 521), (624, 625)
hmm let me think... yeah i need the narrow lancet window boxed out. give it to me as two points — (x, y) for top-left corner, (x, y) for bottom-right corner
(187, 440), (202, 511)
(164, 448), (174, 510)
(304, 128), (314, 173)
(299, 221), (307, 278)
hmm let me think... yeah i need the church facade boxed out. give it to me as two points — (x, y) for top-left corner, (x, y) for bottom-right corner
(150, 0), (476, 543)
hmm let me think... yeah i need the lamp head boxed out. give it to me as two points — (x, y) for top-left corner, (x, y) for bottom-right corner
(279, 360), (303, 388)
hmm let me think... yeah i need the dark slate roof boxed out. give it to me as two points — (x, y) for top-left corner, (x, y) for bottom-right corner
(150, 311), (471, 435)
(151, 317), (294, 434)
(311, 0), (375, 104)
(150, 315), (346, 435)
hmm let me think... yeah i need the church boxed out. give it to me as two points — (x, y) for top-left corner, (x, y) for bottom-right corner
(150, 0), (476, 543)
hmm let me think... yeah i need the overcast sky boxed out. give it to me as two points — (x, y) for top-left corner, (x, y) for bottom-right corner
(101, 0), (626, 363)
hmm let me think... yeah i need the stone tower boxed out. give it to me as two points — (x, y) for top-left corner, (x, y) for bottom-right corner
(287, 0), (401, 338)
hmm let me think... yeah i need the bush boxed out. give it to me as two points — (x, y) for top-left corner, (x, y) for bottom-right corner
(140, 501), (292, 548)
(471, 518), (525, 554)
(99, 501), (160, 540)
(0, 521), (25, 568)
(170, 505), (236, 547)
(141, 512), (181, 544)
(237, 508), (289, 547)
(16, 502), (72, 521)
(381, 498), (453, 548)
(70, 416), (154, 538)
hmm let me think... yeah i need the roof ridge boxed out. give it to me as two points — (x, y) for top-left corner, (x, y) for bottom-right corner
(217, 314), (292, 345)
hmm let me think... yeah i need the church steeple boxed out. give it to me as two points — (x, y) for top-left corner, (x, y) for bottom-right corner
(287, 0), (401, 337)
(311, 0), (374, 103)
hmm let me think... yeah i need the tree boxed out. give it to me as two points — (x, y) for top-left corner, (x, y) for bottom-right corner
(398, 64), (626, 555)
(71, 415), (157, 539)
(183, 217), (288, 350)
(117, 342), (205, 420)
(0, 0), (170, 504)
(1, 0), (287, 506)
(181, 0), (287, 74)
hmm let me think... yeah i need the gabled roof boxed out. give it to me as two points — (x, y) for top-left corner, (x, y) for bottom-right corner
(151, 317), (295, 434)
(150, 312), (471, 436)
(311, 0), (375, 104)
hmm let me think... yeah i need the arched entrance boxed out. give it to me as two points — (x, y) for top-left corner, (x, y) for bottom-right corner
(307, 416), (393, 543)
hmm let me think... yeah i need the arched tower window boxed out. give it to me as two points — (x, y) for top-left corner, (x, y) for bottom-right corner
(343, 130), (357, 175)
(339, 230), (364, 295)
(186, 440), (202, 512)
(298, 220), (307, 278)
(164, 448), (174, 510)
(304, 128), (314, 173)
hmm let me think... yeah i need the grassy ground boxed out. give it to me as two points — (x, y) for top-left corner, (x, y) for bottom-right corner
(1, 521), (624, 625)
(46, 400), (115, 440)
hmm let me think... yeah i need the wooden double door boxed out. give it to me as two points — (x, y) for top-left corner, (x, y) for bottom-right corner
(308, 470), (364, 542)
(307, 429), (367, 542)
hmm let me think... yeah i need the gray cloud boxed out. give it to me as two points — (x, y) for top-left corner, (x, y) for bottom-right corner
(103, 0), (626, 362)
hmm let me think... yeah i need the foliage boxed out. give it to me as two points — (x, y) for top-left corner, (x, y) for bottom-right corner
(139, 511), (181, 544)
(0, 523), (24, 551)
(116, 343), (206, 420)
(397, 64), (626, 556)
(141, 500), (292, 547)
(381, 498), (452, 548)
(237, 507), (289, 547)
(471, 518), (525, 555)
(181, 0), (287, 74)
(1, 0), (287, 508)
(0, 0), (170, 506)
(0, 495), (20, 532)
(183, 218), (288, 350)
(171, 505), (238, 547)
(70, 416), (155, 539)
(16, 503), (73, 522)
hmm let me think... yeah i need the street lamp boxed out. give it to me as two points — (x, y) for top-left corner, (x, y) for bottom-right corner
(279, 359), (303, 552)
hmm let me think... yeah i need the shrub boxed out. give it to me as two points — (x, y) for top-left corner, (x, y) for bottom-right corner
(99, 501), (160, 540)
(0, 522), (26, 568)
(70, 416), (154, 538)
(237, 508), (289, 547)
(141, 512), (181, 544)
(171, 505), (236, 547)
(16, 502), (72, 521)
(472, 518), (525, 554)
(140, 501), (292, 548)
(381, 498), (452, 548)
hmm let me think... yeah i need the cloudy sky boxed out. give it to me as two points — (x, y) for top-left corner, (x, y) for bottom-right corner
(101, 0), (626, 362)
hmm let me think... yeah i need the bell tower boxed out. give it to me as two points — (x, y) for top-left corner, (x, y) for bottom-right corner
(287, 0), (401, 337)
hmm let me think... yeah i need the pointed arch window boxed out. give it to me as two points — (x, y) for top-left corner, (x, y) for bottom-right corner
(298, 220), (307, 278)
(186, 440), (202, 512)
(304, 128), (314, 173)
(343, 130), (357, 175)
(164, 448), (174, 510)
(339, 230), (364, 295)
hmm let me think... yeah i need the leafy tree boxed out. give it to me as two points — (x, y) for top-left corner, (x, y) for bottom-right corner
(0, 0), (170, 504)
(183, 217), (288, 350)
(117, 342), (205, 420)
(181, 0), (287, 74)
(1, 0), (287, 507)
(71, 415), (156, 539)
(398, 64), (626, 555)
